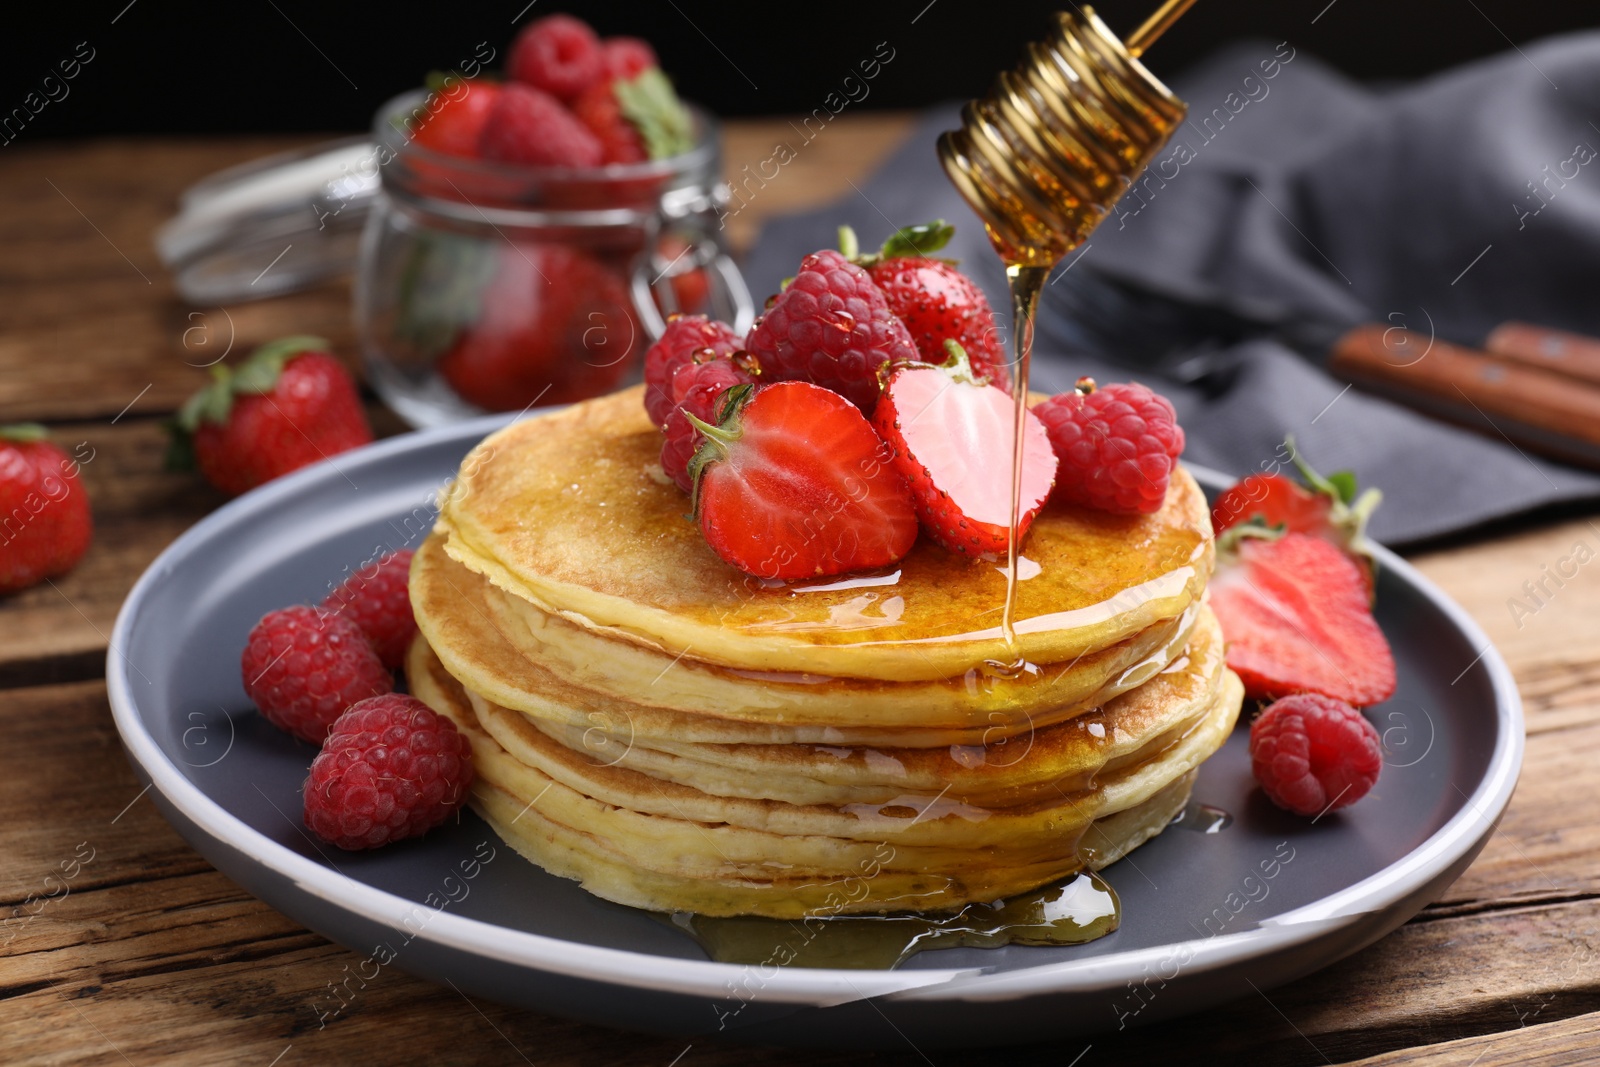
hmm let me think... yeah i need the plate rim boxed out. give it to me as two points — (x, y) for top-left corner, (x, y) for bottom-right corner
(107, 412), (1525, 1007)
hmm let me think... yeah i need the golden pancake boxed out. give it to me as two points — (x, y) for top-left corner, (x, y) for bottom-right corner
(436, 385), (1213, 681)
(412, 530), (1198, 744)
(407, 634), (1242, 917)
(488, 608), (1229, 810)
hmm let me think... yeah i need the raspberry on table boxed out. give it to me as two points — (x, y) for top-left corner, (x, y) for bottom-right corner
(1249, 692), (1383, 816)
(643, 314), (743, 429)
(241, 606), (393, 744)
(509, 14), (604, 102)
(478, 83), (602, 168)
(744, 249), (919, 414)
(1034, 378), (1185, 515)
(660, 359), (754, 493)
(322, 548), (417, 670)
(303, 695), (475, 850)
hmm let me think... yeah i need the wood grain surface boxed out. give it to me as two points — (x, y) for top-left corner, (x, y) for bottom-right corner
(3, 116), (1598, 1067)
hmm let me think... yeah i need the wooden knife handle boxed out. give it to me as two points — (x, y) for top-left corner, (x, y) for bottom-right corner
(1484, 321), (1600, 388)
(1328, 324), (1600, 456)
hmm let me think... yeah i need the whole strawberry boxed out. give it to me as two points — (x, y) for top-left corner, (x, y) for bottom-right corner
(0, 425), (92, 594)
(843, 222), (1011, 390)
(478, 83), (602, 167)
(1034, 378), (1185, 515)
(437, 244), (637, 411)
(241, 606), (393, 744)
(660, 358), (754, 493)
(411, 75), (503, 158)
(171, 337), (373, 498)
(744, 249), (918, 414)
(643, 314), (743, 428)
(304, 694), (474, 850)
(873, 341), (1055, 557)
(322, 548), (417, 669)
(572, 79), (647, 164)
(1250, 693), (1382, 816)
(687, 381), (918, 580)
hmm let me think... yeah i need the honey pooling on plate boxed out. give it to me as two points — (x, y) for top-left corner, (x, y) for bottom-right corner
(937, 3), (1191, 648)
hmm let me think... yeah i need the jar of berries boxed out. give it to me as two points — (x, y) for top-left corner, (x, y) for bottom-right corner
(354, 19), (751, 427)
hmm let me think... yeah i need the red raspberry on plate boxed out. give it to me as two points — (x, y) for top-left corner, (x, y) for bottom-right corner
(321, 548), (416, 670)
(601, 37), (657, 81)
(478, 83), (602, 168)
(241, 606), (392, 744)
(643, 314), (743, 429)
(660, 359), (754, 493)
(303, 694), (475, 850)
(744, 249), (919, 414)
(509, 14), (604, 102)
(1249, 693), (1382, 816)
(1034, 378), (1185, 515)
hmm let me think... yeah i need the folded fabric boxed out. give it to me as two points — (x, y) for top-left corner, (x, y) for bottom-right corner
(744, 35), (1600, 545)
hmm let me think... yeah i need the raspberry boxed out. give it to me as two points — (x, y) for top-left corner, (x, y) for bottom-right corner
(509, 14), (604, 102)
(643, 314), (742, 428)
(602, 37), (657, 82)
(660, 360), (754, 493)
(1034, 379), (1185, 514)
(478, 84), (602, 168)
(572, 81), (646, 165)
(303, 695), (475, 850)
(745, 249), (918, 413)
(1249, 693), (1382, 816)
(321, 548), (417, 669)
(241, 606), (393, 744)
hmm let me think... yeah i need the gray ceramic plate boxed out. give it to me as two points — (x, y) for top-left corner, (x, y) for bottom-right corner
(107, 414), (1523, 1050)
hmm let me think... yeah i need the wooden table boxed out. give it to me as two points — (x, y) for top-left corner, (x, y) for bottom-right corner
(3, 115), (1598, 1067)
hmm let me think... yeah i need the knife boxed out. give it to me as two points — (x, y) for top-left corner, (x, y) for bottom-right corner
(1048, 270), (1600, 470)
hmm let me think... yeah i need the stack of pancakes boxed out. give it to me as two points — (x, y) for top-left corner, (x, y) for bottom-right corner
(408, 386), (1242, 919)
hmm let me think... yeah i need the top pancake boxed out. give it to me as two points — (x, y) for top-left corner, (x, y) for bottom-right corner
(439, 386), (1213, 680)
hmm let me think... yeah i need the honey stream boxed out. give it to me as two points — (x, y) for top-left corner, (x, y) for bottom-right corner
(683, 6), (1197, 972)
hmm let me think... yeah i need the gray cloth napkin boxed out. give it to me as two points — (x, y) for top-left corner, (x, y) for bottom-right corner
(743, 35), (1600, 545)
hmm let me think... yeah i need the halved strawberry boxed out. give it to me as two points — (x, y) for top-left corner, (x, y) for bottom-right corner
(873, 340), (1055, 557)
(1212, 438), (1381, 590)
(686, 381), (918, 580)
(1209, 532), (1397, 706)
(842, 221), (1012, 391)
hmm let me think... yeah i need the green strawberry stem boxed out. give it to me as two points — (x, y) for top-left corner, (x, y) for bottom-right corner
(0, 423), (48, 443)
(1217, 436), (1382, 570)
(838, 225), (861, 261)
(615, 68), (694, 160)
(837, 220), (958, 267)
(175, 335), (329, 432)
(938, 339), (983, 386)
(684, 383), (755, 518)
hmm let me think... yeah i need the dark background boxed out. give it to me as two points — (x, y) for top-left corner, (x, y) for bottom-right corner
(3, 0), (1597, 140)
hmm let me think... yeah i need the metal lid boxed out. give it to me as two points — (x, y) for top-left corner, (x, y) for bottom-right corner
(155, 136), (380, 306)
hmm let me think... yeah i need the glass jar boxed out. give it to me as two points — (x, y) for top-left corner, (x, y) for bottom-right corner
(355, 90), (752, 428)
